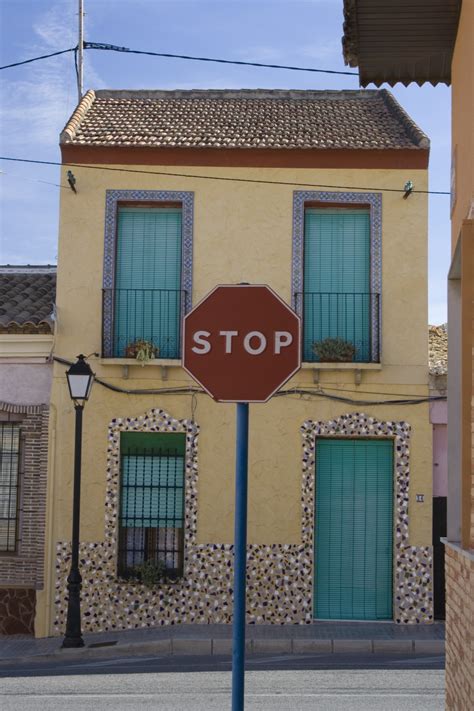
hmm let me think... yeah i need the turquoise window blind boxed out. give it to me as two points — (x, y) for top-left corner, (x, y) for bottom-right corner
(120, 453), (184, 528)
(314, 439), (393, 621)
(114, 207), (183, 358)
(303, 209), (371, 361)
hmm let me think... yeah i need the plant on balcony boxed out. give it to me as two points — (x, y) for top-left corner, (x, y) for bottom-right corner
(124, 339), (159, 364)
(312, 337), (355, 363)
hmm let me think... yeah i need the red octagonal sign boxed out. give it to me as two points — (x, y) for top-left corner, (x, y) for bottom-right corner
(183, 284), (301, 403)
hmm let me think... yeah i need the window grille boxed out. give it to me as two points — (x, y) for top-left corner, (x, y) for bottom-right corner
(118, 442), (185, 580)
(0, 424), (20, 552)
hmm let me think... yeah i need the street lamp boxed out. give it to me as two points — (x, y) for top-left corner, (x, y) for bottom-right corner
(62, 354), (94, 648)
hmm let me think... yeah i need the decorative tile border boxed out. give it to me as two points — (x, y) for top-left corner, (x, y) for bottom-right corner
(53, 409), (432, 633)
(102, 190), (194, 356)
(292, 191), (382, 361)
(301, 412), (433, 623)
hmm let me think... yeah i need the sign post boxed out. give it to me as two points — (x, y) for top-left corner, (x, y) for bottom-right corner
(183, 284), (301, 710)
(232, 401), (249, 709)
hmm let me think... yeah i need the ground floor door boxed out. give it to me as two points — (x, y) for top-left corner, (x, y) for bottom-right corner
(432, 496), (446, 620)
(314, 439), (393, 620)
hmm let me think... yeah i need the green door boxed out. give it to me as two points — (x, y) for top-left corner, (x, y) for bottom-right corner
(314, 439), (393, 620)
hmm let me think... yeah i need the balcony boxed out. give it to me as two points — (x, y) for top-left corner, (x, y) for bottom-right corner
(102, 288), (188, 360)
(294, 292), (380, 363)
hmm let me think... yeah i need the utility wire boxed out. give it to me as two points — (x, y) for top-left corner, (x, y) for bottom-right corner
(316, 383), (446, 399)
(84, 41), (359, 76)
(0, 169), (68, 190)
(0, 47), (76, 70)
(0, 156), (451, 196)
(52, 357), (445, 403)
(0, 42), (358, 76)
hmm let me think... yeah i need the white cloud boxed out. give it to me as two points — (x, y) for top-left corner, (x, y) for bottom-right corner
(0, 0), (103, 152)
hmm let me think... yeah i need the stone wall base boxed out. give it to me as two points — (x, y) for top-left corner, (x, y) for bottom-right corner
(0, 588), (35, 635)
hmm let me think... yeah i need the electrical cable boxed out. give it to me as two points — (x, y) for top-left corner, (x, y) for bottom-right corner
(0, 47), (76, 70)
(315, 383), (447, 399)
(0, 42), (358, 76)
(52, 356), (446, 403)
(0, 156), (451, 196)
(0, 169), (68, 190)
(84, 41), (359, 77)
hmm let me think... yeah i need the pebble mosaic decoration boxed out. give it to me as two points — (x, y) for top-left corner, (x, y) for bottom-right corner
(301, 413), (433, 624)
(54, 409), (432, 633)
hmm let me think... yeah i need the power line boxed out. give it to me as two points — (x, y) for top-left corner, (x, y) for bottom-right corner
(0, 42), (359, 76)
(0, 47), (75, 70)
(0, 169), (68, 190)
(316, 383), (446, 399)
(0, 156), (451, 196)
(52, 357), (445, 404)
(84, 41), (359, 76)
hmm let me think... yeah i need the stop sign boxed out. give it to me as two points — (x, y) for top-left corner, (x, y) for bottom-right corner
(183, 284), (301, 402)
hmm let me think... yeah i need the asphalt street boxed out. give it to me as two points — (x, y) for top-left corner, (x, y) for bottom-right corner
(0, 668), (445, 710)
(0, 651), (445, 677)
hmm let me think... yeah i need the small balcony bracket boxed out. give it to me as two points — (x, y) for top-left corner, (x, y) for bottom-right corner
(160, 365), (169, 382)
(354, 368), (362, 385)
(312, 368), (320, 384)
(122, 365), (129, 380)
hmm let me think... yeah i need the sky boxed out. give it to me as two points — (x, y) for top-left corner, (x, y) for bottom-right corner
(0, 0), (451, 324)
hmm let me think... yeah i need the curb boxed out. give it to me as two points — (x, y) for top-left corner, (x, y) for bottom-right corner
(0, 637), (445, 665)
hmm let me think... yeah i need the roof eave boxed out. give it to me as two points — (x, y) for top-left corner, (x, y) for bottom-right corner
(342, 0), (461, 87)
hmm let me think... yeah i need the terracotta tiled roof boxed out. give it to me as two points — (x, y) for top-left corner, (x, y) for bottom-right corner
(60, 89), (429, 150)
(429, 324), (447, 376)
(0, 266), (56, 331)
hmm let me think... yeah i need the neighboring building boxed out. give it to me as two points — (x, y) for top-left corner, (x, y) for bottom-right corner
(429, 325), (448, 620)
(37, 88), (433, 637)
(342, 2), (473, 707)
(0, 265), (56, 634)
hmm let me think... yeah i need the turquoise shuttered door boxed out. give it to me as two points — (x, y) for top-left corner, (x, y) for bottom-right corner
(314, 439), (393, 620)
(303, 209), (370, 361)
(114, 207), (182, 358)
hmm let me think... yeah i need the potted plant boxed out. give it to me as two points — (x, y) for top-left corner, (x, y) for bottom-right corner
(129, 559), (166, 588)
(312, 337), (355, 363)
(124, 339), (159, 365)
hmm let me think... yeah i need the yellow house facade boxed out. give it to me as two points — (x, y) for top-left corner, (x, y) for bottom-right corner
(36, 89), (433, 636)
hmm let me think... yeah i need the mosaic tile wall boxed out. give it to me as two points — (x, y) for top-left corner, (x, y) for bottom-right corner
(54, 409), (432, 633)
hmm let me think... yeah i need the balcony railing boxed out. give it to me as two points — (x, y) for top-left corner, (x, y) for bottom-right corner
(102, 288), (188, 360)
(294, 292), (380, 363)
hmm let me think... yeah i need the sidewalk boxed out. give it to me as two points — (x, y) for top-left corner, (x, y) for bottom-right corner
(0, 621), (445, 664)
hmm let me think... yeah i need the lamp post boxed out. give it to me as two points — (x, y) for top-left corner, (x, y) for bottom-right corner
(62, 354), (94, 649)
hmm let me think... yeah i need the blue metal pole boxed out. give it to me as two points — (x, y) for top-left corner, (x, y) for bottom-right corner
(232, 401), (249, 711)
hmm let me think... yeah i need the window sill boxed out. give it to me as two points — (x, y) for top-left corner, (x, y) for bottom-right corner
(100, 358), (182, 367)
(301, 361), (381, 384)
(301, 362), (382, 370)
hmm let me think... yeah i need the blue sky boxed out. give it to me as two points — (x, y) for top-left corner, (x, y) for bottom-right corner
(0, 0), (451, 323)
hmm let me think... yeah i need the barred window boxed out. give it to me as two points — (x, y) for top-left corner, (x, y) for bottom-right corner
(118, 432), (185, 580)
(0, 424), (20, 552)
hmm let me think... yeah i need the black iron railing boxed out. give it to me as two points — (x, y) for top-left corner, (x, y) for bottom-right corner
(0, 424), (20, 553)
(294, 292), (380, 363)
(102, 288), (188, 359)
(118, 447), (185, 580)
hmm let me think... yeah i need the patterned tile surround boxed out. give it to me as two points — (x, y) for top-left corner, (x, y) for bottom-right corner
(292, 190), (382, 362)
(54, 410), (433, 633)
(102, 190), (194, 356)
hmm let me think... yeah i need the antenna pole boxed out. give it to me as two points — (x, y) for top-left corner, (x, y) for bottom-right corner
(77, 0), (84, 101)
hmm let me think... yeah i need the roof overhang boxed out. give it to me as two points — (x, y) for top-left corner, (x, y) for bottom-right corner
(343, 0), (462, 87)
